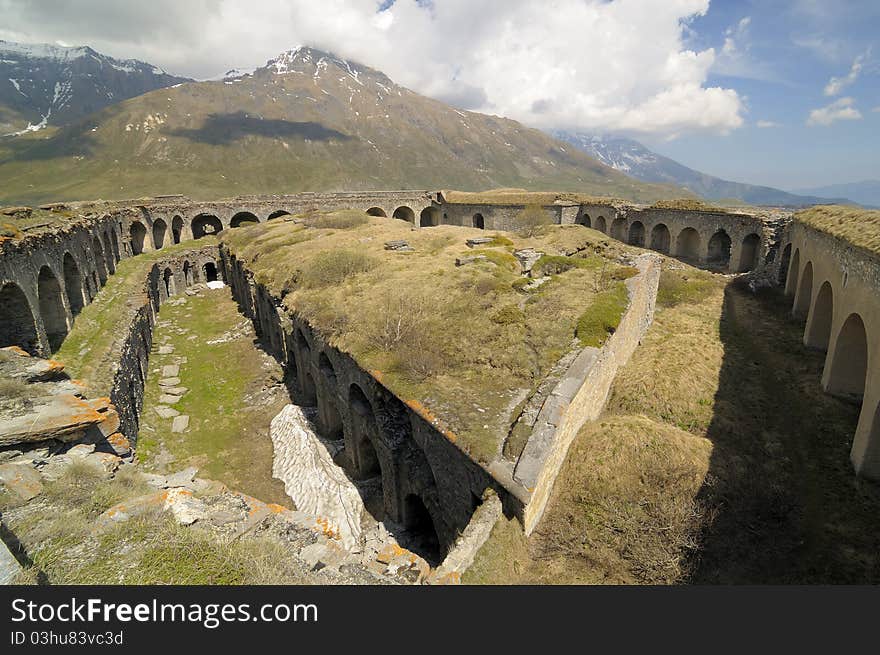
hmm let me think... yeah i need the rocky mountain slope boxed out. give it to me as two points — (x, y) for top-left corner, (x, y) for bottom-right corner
(552, 131), (851, 207)
(793, 180), (880, 208)
(0, 47), (682, 205)
(0, 40), (190, 136)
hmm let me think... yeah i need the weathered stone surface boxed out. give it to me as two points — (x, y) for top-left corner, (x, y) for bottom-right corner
(158, 346), (174, 355)
(0, 393), (110, 447)
(171, 415), (190, 433)
(0, 539), (22, 585)
(270, 404), (365, 551)
(0, 463), (43, 501)
(154, 406), (180, 419)
(83, 452), (121, 474)
(455, 254), (489, 267)
(384, 240), (413, 252)
(159, 394), (182, 405)
(161, 364), (180, 377)
(163, 387), (188, 396)
(164, 466), (198, 488)
(466, 237), (494, 248)
(514, 248), (543, 274)
(66, 443), (96, 458)
(95, 488), (206, 529)
(106, 432), (132, 457)
(158, 377), (181, 387)
(428, 490), (502, 584)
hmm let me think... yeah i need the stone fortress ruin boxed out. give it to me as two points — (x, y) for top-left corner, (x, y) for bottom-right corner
(1, 189), (878, 582)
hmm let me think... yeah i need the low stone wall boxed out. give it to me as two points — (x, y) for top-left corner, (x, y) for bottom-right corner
(512, 253), (662, 534)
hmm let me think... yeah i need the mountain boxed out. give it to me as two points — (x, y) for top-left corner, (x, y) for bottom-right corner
(0, 40), (190, 135)
(552, 131), (851, 208)
(793, 180), (880, 209)
(0, 47), (683, 205)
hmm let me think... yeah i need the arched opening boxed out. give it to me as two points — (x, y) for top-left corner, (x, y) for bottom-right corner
(0, 282), (38, 354)
(203, 262), (218, 283)
(317, 353), (343, 439)
(102, 233), (116, 274)
(472, 213), (485, 229)
(37, 267), (68, 352)
(738, 233), (761, 272)
(786, 248), (801, 296)
(707, 229), (732, 269)
(92, 236), (108, 285)
(295, 330), (317, 405)
(152, 218), (168, 250)
(793, 261), (813, 319)
(349, 384), (381, 480)
(230, 212), (259, 228)
(594, 215), (607, 234)
(824, 313), (868, 400)
(403, 494), (441, 561)
(650, 224), (671, 253)
(183, 261), (194, 287)
(192, 214), (222, 239)
(577, 212), (591, 228)
(805, 281), (833, 350)
(171, 216), (184, 244)
(676, 227), (701, 260)
(611, 217), (627, 241)
(268, 210), (291, 220)
(628, 221), (645, 247)
(110, 231), (121, 263)
(366, 207), (387, 217)
(778, 243), (792, 287)
(130, 222), (147, 255)
(392, 206), (415, 223)
(62, 253), (85, 319)
(163, 268), (175, 298)
(419, 206), (440, 227)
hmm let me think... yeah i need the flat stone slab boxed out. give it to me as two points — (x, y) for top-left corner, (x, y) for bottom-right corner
(159, 377), (181, 387)
(466, 237), (494, 248)
(163, 387), (188, 396)
(161, 364), (180, 378)
(455, 254), (489, 267)
(0, 463), (43, 501)
(154, 406), (180, 419)
(159, 394), (183, 405)
(158, 346), (174, 355)
(171, 415), (190, 433)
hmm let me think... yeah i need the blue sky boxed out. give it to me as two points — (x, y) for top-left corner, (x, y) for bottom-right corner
(646, 0), (880, 189)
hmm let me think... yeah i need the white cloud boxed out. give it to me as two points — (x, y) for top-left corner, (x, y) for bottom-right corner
(806, 97), (863, 126)
(0, 0), (745, 137)
(824, 52), (868, 96)
(756, 120), (780, 128)
(722, 16), (751, 57)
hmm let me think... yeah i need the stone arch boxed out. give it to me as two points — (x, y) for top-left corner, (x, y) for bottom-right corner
(610, 217), (627, 241)
(472, 213), (485, 229)
(392, 206), (415, 223)
(62, 252), (85, 319)
(403, 493), (440, 554)
(192, 214), (222, 239)
(366, 207), (387, 217)
(349, 383), (381, 480)
(778, 243), (792, 287)
(594, 215), (607, 234)
(92, 236), (108, 285)
(628, 221), (645, 247)
(738, 233), (761, 272)
(0, 281), (38, 354)
(268, 210), (291, 220)
(171, 215), (184, 244)
(295, 329), (317, 405)
(152, 218), (168, 249)
(419, 206), (440, 227)
(183, 260), (194, 287)
(37, 267), (68, 352)
(130, 221), (147, 255)
(707, 229), (732, 268)
(786, 248), (801, 296)
(793, 261), (813, 318)
(824, 313), (868, 399)
(203, 262), (218, 283)
(805, 281), (834, 350)
(577, 212), (591, 228)
(101, 232), (116, 274)
(317, 353), (343, 439)
(650, 223), (671, 253)
(163, 267), (175, 298)
(676, 227), (701, 260)
(230, 211), (259, 228)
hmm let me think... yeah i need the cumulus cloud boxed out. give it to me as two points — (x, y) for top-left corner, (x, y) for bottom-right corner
(0, 0), (745, 136)
(824, 51), (868, 96)
(806, 97), (862, 126)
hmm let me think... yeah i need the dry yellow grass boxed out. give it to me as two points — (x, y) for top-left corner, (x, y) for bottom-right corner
(650, 198), (728, 212)
(222, 214), (638, 462)
(441, 189), (625, 206)
(795, 204), (880, 257)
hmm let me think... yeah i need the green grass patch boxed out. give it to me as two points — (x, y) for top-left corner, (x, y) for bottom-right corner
(576, 282), (629, 347)
(535, 254), (602, 276)
(656, 268), (716, 308)
(301, 249), (378, 288)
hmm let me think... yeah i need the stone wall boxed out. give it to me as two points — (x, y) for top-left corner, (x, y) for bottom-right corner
(511, 253), (662, 534)
(219, 245), (515, 554)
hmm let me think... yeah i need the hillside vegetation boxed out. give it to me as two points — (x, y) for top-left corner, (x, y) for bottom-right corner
(795, 205), (880, 256)
(0, 48), (683, 206)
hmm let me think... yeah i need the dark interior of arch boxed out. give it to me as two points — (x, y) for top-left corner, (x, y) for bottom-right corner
(130, 222), (147, 255)
(392, 206), (415, 223)
(230, 212), (259, 228)
(38, 267), (68, 352)
(63, 253), (85, 318)
(192, 215), (222, 239)
(0, 282), (38, 354)
(707, 230), (732, 267)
